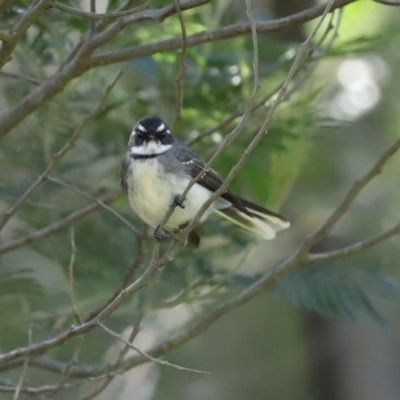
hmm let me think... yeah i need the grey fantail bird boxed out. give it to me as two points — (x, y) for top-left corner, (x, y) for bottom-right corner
(120, 116), (290, 248)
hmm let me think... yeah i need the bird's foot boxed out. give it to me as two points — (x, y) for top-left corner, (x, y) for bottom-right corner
(154, 226), (170, 241)
(173, 194), (186, 209)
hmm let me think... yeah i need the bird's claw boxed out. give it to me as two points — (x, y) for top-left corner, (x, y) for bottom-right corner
(173, 194), (186, 209)
(154, 226), (170, 241)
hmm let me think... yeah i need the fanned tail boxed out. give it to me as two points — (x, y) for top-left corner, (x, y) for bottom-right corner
(216, 198), (289, 240)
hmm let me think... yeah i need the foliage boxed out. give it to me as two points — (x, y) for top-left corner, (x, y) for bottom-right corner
(271, 250), (400, 324)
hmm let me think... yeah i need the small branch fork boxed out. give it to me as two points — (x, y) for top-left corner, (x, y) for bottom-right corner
(97, 322), (209, 374)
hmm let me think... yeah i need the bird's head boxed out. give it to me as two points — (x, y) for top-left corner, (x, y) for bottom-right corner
(128, 116), (174, 157)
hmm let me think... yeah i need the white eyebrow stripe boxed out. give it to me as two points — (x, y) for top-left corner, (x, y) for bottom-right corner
(137, 124), (146, 132)
(156, 123), (165, 132)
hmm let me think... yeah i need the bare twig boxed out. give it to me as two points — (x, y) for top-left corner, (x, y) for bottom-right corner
(0, 69), (123, 233)
(51, 336), (84, 396)
(12, 326), (32, 400)
(0, 190), (121, 255)
(47, 177), (140, 235)
(171, 0), (188, 131)
(67, 229), (82, 324)
(0, 70), (42, 85)
(118, 314), (144, 360)
(308, 220), (400, 264)
(12, 358), (28, 400)
(300, 135), (400, 257)
(373, 0), (400, 5)
(84, 226), (148, 322)
(80, 307), (146, 399)
(97, 322), (210, 374)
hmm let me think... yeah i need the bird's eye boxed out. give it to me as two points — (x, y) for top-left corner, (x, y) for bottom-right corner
(158, 131), (165, 138)
(136, 130), (145, 139)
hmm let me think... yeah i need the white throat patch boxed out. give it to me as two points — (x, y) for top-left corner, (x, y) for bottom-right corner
(131, 142), (172, 156)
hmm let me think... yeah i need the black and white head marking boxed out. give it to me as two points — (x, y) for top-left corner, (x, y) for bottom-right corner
(128, 116), (174, 158)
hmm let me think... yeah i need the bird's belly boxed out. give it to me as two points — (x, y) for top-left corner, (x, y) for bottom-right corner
(166, 182), (215, 231)
(127, 159), (216, 231)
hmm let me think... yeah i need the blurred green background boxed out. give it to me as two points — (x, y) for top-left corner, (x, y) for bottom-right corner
(1, 0), (400, 399)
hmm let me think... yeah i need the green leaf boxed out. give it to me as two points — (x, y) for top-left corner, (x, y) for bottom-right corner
(271, 260), (400, 324)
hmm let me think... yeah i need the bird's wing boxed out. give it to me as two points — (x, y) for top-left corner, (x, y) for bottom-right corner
(174, 145), (250, 214)
(120, 153), (131, 195)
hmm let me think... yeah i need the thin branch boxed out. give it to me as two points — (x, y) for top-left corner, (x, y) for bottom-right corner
(89, 0), (355, 68)
(171, 0), (188, 132)
(298, 135), (400, 256)
(12, 326), (32, 400)
(84, 226), (148, 322)
(50, 0), (154, 20)
(0, 69), (123, 233)
(51, 336), (84, 396)
(47, 177), (140, 235)
(12, 358), (28, 400)
(79, 380), (109, 400)
(67, 229), (82, 324)
(71, 309), (146, 400)
(308, 220), (400, 264)
(97, 322), (210, 375)
(0, 356), (155, 394)
(0, 190), (122, 255)
(0, 70), (42, 85)
(373, 0), (400, 5)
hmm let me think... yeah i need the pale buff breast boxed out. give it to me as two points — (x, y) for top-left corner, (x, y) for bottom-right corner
(127, 158), (225, 231)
